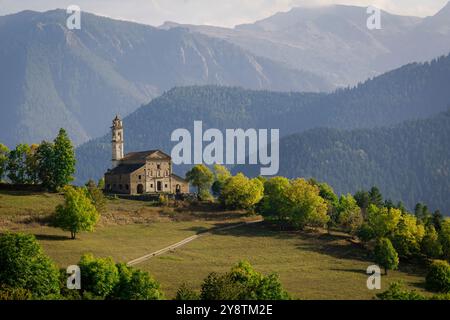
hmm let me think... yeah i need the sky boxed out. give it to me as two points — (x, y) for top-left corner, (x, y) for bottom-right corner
(0, 0), (448, 27)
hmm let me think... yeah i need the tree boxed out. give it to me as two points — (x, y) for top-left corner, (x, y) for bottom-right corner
(6, 144), (31, 184)
(284, 179), (329, 229)
(421, 225), (443, 259)
(228, 261), (289, 300)
(439, 220), (450, 260)
(200, 261), (289, 300)
(185, 164), (214, 200)
(374, 238), (399, 275)
(36, 141), (56, 190)
(369, 186), (383, 208)
(52, 128), (76, 190)
(0, 143), (9, 182)
(54, 186), (100, 239)
(78, 254), (120, 298)
(86, 179), (107, 213)
(211, 164), (231, 197)
(258, 177), (291, 225)
(0, 233), (60, 298)
(219, 173), (264, 210)
(391, 214), (425, 258)
(354, 190), (370, 210)
(360, 205), (401, 241)
(337, 194), (363, 236)
(432, 210), (444, 232)
(113, 263), (164, 300)
(425, 260), (450, 293)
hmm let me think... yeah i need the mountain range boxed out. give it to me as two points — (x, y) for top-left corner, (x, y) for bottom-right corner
(2, 3), (450, 147)
(162, 2), (450, 87)
(0, 9), (330, 147)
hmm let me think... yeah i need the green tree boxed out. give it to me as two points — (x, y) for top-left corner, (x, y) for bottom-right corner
(425, 260), (450, 293)
(369, 186), (384, 208)
(228, 261), (289, 300)
(354, 190), (370, 210)
(432, 210), (444, 232)
(185, 164), (214, 200)
(337, 194), (363, 236)
(54, 186), (100, 239)
(211, 164), (231, 197)
(7, 144), (31, 184)
(439, 219), (450, 260)
(52, 128), (76, 190)
(359, 205), (401, 241)
(200, 261), (289, 300)
(284, 179), (329, 229)
(0, 233), (60, 298)
(421, 225), (443, 259)
(258, 177), (291, 225)
(113, 263), (164, 300)
(36, 141), (56, 190)
(374, 238), (399, 275)
(86, 179), (107, 213)
(0, 143), (9, 182)
(219, 173), (264, 210)
(78, 254), (120, 298)
(391, 214), (425, 258)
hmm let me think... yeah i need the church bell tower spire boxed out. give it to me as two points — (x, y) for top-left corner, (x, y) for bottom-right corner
(111, 115), (124, 169)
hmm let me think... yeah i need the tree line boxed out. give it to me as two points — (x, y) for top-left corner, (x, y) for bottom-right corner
(0, 128), (75, 191)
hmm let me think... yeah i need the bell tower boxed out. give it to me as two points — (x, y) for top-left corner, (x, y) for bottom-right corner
(111, 115), (124, 169)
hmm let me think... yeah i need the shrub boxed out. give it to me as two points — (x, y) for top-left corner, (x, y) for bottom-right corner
(426, 260), (450, 293)
(376, 282), (425, 300)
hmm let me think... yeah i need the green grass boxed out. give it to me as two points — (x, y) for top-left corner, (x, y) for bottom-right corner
(22, 222), (221, 267)
(138, 224), (429, 300)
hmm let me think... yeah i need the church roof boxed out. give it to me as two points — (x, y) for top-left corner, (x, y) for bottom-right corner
(171, 173), (188, 182)
(105, 163), (143, 175)
(122, 150), (171, 162)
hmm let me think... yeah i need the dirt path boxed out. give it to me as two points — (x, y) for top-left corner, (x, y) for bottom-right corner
(127, 219), (262, 266)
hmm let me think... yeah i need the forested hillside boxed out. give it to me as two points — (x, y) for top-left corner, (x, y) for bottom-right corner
(241, 110), (450, 213)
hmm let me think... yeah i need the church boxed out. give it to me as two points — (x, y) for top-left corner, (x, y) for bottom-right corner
(104, 116), (189, 195)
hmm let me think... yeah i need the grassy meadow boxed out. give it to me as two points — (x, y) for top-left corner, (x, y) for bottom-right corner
(0, 190), (429, 300)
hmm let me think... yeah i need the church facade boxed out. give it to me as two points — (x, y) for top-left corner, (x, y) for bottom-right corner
(104, 116), (189, 195)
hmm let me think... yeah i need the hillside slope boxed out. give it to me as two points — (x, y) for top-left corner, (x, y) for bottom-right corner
(240, 110), (450, 213)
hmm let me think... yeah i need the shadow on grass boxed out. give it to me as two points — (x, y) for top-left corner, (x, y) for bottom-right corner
(34, 234), (72, 241)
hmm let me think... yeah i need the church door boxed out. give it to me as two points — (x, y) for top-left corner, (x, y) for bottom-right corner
(157, 181), (162, 192)
(137, 184), (144, 194)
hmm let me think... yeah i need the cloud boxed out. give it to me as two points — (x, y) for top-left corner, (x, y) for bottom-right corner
(0, 0), (447, 27)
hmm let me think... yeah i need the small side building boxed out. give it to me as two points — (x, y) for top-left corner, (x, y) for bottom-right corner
(104, 116), (189, 195)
